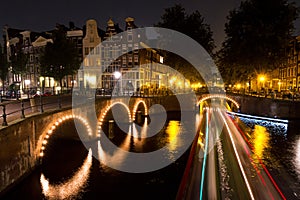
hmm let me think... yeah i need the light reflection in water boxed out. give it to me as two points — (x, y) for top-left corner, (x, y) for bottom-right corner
(40, 149), (92, 200)
(97, 124), (132, 169)
(166, 121), (181, 161)
(252, 125), (270, 161)
(166, 121), (181, 151)
(98, 119), (183, 168)
(97, 120), (151, 169)
(294, 136), (300, 180)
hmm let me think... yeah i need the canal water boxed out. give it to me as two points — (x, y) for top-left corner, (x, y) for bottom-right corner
(233, 115), (300, 198)
(2, 110), (300, 199)
(2, 112), (192, 200)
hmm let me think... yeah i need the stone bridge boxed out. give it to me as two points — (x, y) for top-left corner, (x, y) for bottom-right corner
(0, 94), (194, 194)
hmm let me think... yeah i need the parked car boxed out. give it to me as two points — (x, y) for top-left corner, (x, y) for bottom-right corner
(6, 90), (21, 98)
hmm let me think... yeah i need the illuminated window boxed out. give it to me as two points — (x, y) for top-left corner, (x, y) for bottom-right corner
(96, 59), (100, 66)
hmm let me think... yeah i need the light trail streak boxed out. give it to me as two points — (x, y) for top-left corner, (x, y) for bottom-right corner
(199, 110), (209, 200)
(219, 109), (255, 200)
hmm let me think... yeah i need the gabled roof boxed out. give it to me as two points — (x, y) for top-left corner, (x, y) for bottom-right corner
(32, 36), (53, 47)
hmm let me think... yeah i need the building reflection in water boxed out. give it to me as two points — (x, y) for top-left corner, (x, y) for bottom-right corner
(40, 149), (92, 199)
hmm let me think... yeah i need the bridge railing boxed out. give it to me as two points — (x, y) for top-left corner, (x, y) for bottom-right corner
(0, 95), (72, 127)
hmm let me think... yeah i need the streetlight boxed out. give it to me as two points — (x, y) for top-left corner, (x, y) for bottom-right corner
(236, 83), (242, 93)
(278, 81), (281, 92)
(113, 71), (122, 96)
(258, 75), (266, 92)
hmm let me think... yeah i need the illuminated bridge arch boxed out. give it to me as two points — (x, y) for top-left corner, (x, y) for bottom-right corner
(98, 101), (132, 133)
(197, 94), (240, 109)
(39, 115), (92, 158)
(132, 100), (148, 121)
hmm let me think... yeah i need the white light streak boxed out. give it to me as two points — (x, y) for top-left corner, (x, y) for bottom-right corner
(219, 109), (255, 200)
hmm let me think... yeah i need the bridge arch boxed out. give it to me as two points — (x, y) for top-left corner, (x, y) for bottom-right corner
(98, 101), (132, 134)
(38, 115), (92, 158)
(197, 94), (240, 110)
(132, 100), (148, 121)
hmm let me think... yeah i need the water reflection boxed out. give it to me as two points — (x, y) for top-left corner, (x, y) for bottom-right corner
(252, 125), (270, 161)
(40, 149), (92, 200)
(294, 136), (300, 180)
(97, 119), (185, 171)
(3, 115), (190, 200)
(166, 121), (181, 151)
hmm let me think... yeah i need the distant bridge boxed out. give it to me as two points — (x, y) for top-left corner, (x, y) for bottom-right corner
(197, 94), (241, 111)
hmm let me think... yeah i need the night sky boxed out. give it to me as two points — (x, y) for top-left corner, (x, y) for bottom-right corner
(1, 0), (300, 49)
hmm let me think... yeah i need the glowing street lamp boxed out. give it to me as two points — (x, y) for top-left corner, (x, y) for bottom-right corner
(259, 75), (265, 83)
(258, 75), (266, 90)
(278, 81), (282, 92)
(113, 71), (121, 79)
(113, 71), (122, 96)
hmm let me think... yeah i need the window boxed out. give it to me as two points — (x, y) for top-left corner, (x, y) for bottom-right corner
(85, 47), (89, 55)
(122, 44), (127, 54)
(84, 58), (89, 66)
(90, 37), (94, 43)
(122, 55), (127, 62)
(127, 34), (133, 42)
(134, 55), (138, 63)
(128, 46), (132, 54)
(134, 43), (139, 53)
(104, 47), (109, 58)
(128, 56), (133, 63)
(112, 46), (119, 59)
(90, 47), (94, 55)
(96, 58), (101, 66)
(96, 46), (100, 55)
